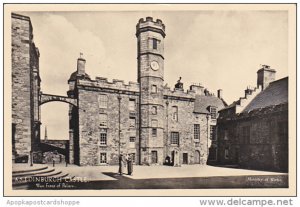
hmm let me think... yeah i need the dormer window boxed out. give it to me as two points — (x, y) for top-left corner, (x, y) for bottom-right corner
(210, 106), (217, 119)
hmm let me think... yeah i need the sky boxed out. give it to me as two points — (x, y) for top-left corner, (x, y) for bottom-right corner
(19, 10), (288, 140)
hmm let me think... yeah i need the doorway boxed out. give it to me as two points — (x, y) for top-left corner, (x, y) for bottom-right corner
(194, 150), (200, 164)
(151, 151), (158, 164)
(183, 153), (188, 164)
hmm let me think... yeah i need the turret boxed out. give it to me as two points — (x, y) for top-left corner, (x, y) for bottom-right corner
(136, 17), (166, 165)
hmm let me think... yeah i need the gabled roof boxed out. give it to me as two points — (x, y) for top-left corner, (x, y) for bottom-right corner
(242, 77), (288, 113)
(194, 95), (227, 114)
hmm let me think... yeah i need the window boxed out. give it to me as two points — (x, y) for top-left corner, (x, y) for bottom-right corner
(172, 106), (178, 121)
(129, 117), (136, 128)
(151, 119), (158, 128)
(152, 119), (158, 137)
(99, 114), (107, 127)
(129, 137), (135, 143)
(224, 130), (229, 140)
(210, 126), (217, 141)
(171, 132), (179, 146)
(210, 107), (217, 119)
(225, 148), (229, 159)
(100, 153), (107, 164)
(151, 85), (157, 93)
(152, 128), (157, 137)
(99, 129), (107, 146)
(98, 95), (108, 109)
(153, 38), (157, 49)
(242, 126), (250, 144)
(151, 106), (157, 115)
(194, 124), (200, 140)
(129, 99), (135, 111)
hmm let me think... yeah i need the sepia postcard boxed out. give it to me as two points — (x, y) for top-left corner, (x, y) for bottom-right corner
(3, 3), (297, 196)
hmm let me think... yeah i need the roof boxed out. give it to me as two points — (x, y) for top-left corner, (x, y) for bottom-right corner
(194, 95), (227, 114)
(69, 71), (91, 82)
(242, 77), (288, 113)
(219, 100), (238, 111)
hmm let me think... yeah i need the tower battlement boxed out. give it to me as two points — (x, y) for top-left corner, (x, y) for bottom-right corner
(136, 16), (166, 37)
(77, 77), (140, 93)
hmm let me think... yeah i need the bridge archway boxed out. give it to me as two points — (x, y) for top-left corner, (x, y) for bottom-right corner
(39, 93), (77, 164)
(40, 93), (77, 107)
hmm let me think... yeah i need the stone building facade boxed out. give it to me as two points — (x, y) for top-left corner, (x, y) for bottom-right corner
(11, 14), (226, 166)
(216, 66), (288, 172)
(67, 17), (227, 166)
(12, 13), (41, 162)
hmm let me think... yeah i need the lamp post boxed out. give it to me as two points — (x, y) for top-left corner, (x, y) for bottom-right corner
(30, 150), (33, 167)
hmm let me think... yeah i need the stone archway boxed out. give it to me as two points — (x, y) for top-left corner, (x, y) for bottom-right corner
(38, 92), (78, 164)
(39, 93), (77, 107)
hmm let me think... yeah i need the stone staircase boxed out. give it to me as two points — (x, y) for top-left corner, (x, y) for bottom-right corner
(12, 165), (71, 190)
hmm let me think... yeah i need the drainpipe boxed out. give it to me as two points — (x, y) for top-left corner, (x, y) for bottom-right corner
(206, 114), (209, 157)
(118, 94), (122, 159)
(166, 100), (169, 161)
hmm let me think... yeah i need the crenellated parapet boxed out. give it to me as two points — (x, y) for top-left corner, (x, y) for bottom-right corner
(163, 83), (219, 101)
(77, 77), (140, 94)
(136, 17), (166, 37)
(163, 87), (196, 101)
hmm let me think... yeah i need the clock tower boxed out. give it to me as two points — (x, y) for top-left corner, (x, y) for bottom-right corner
(136, 17), (165, 165)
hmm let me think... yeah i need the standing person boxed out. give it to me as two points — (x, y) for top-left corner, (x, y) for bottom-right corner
(118, 154), (123, 175)
(127, 154), (133, 175)
(123, 154), (128, 173)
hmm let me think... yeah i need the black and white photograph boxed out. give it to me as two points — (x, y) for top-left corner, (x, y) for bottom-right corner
(3, 3), (296, 197)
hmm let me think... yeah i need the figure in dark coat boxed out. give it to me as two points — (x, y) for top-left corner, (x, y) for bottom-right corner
(118, 154), (123, 175)
(127, 154), (133, 175)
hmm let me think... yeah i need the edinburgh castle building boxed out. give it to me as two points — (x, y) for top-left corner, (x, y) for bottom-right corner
(12, 14), (227, 166)
(67, 17), (226, 166)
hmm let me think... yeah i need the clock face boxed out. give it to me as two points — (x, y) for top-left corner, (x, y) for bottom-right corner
(150, 61), (159, 71)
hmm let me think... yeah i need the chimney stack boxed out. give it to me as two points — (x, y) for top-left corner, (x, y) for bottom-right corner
(257, 65), (276, 90)
(77, 57), (86, 76)
(217, 89), (223, 99)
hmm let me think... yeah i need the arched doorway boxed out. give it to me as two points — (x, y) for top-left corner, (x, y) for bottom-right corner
(194, 150), (200, 164)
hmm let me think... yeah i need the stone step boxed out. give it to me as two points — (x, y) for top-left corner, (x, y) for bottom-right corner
(12, 166), (48, 174)
(12, 168), (55, 177)
(35, 170), (62, 177)
(12, 170), (71, 187)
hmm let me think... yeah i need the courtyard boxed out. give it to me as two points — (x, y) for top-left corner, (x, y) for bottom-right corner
(13, 164), (288, 189)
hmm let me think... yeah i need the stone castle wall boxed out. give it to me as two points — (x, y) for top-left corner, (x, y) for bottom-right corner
(12, 13), (40, 159)
(76, 81), (140, 166)
(164, 98), (209, 165)
(217, 104), (288, 172)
